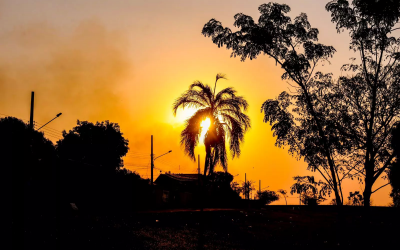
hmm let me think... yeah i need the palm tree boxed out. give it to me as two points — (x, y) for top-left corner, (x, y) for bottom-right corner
(173, 73), (250, 176)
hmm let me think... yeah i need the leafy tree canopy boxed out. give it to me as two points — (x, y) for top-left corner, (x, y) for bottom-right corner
(203, 0), (400, 207)
(56, 120), (129, 174)
(0, 116), (55, 181)
(257, 190), (280, 205)
(290, 176), (330, 205)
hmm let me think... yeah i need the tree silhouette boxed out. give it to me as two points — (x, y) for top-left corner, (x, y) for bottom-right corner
(1, 116), (57, 244)
(241, 180), (255, 200)
(57, 120), (129, 173)
(277, 189), (288, 205)
(257, 190), (280, 205)
(389, 122), (400, 206)
(323, 0), (400, 207)
(202, 1), (400, 207)
(290, 176), (329, 205)
(173, 74), (250, 175)
(0, 116), (56, 186)
(230, 181), (243, 197)
(202, 3), (342, 204)
(56, 120), (129, 210)
(347, 191), (364, 206)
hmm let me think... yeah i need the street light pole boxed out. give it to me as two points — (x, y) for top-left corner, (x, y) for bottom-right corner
(30, 92), (35, 130)
(151, 135), (153, 186)
(154, 150), (172, 161)
(150, 134), (172, 185)
(37, 113), (62, 131)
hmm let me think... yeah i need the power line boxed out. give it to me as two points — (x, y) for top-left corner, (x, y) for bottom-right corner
(126, 152), (149, 156)
(1, 112), (64, 134)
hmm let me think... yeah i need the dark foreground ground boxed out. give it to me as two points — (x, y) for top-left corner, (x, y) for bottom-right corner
(19, 205), (400, 249)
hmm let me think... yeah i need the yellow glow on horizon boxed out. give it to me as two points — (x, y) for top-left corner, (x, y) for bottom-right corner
(170, 107), (197, 127)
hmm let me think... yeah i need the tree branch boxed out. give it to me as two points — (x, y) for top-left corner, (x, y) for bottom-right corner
(371, 183), (391, 194)
(373, 153), (395, 182)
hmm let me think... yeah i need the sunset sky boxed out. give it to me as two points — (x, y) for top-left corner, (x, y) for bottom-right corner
(0, 0), (392, 205)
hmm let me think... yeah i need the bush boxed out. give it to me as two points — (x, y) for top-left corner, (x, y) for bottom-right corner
(257, 190), (280, 205)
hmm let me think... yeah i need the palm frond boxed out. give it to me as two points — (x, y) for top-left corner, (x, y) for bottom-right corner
(220, 109), (251, 131)
(214, 87), (237, 103)
(216, 73), (227, 81)
(172, 89), (209, 116)
(216, 95), (249, 112)
(173, 75), (250, 175)
(220, 113), (245, 158)
(189, 81), (214, 104)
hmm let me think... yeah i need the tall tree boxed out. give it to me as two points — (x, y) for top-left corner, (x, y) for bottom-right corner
(57, 120), (129, 173)
(325, 0), (400, 206)
(202, 1), (400, 206)
(56, 120), (129, 208)
(1, 116), (57, 246)
(173, 74), (250, 175)
(202, 3), (343, 204)
(0, 116), (56, 184)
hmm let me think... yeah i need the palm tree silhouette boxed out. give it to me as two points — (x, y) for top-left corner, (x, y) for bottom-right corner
(173, 74), (250, 176)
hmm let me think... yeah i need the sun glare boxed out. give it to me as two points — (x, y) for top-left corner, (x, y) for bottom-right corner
(200, 117), (211, 143)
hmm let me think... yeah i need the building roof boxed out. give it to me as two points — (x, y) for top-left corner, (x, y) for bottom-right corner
(156, 173), (201, 182)
(154, 173), (203, 188)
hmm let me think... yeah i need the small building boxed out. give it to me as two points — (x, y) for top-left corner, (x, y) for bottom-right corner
(154, 173), (203, 207)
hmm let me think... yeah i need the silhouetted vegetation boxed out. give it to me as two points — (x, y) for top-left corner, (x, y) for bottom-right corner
(389, 122), (400, 207)
(56, 120), (152, 212)
(1, 117), (56, 182)
(204, 171), (241, 207)
(203, 0), (400, 207)
(347, 191), (364, 206)
(1, 117), (57, 210)
(8, 1), (400, 248)
(2, 117), (58, 249)
(241, 180), (255, 200)
(290, 176), (329, 205)
(230, 181), (242, 197)
(277, 189), (288, 205)
(256, 190), (280, 205)
(173, 74), (250, 176)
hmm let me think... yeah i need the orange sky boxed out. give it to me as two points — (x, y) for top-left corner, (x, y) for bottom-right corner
(0, 0), (392, 205)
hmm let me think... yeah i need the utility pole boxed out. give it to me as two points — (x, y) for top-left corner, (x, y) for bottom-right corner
(29, 91), (34, 130)
(245, 173), (247, 200)
(151, 135), (154, 185)
(259, 180), (261, 198)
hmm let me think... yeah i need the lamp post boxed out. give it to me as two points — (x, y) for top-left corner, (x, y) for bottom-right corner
(154, 150), (172, 161)
(37, 113), (62, 131)
(151, 146), (172, 185)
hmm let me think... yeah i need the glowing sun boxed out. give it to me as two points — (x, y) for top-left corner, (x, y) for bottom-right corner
(200, 117), (211, 142)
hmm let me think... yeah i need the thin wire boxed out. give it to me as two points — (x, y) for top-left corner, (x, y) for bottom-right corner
(0, 113), (64, 134)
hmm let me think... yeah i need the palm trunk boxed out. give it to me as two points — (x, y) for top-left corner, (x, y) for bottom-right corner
(204, 145), (211, 176)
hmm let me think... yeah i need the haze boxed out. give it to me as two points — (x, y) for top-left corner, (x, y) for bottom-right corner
(0, 0), (391, 205)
